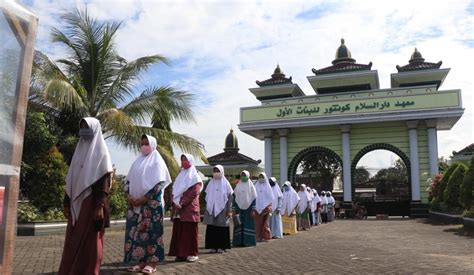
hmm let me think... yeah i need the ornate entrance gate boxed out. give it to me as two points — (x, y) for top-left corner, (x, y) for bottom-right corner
(238, 40), (464, 217)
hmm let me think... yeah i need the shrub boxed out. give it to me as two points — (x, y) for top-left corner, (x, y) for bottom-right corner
(463, 209), (474, 218)
(460, 157), (474, 210)
(438, 163), (460, 202)
(28, 146), (68, 212)
(17, 202), (40, 223)
(428, 174), (443, 201)
(444, 164), (467, 209)
(109, 172), (127, 219)
(430, 197), (441, 211)
(43, 208), (66, 221)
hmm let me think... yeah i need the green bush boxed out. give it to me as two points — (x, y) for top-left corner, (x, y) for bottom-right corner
(430, 197), (441, 211)
(438, 163), (460, 202)
(444, 164), (467, 209)
(28, 146), (68, 212)
(460, 157), (474, 210)
(463, 209), (474, 218)
(43, 208), (66, 221)
(109, 172), (127, 218)
(17, 202), (40, 223)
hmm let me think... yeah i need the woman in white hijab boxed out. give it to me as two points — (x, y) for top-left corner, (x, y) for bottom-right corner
(320, 191), (329, 224)
(306, 187), (315, 226)
(269, 177), (283, 239)
(123, 135), (172, 273)
(203, 165), (234, 253)
(327, 191), (335, 222)
(169, 154), (203, 263)
(312, 189), (322, 226)
(254, 172), (274, 242)
(232, 170), (257, 247)
(59, 118), (113, 275)
(296, 184), (312, 231)
(281, 181), (300, 235)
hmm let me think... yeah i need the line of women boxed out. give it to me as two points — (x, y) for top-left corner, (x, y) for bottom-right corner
(58, 117), (336, 274)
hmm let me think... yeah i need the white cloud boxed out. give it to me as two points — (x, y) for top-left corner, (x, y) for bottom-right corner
(27, 0), (474, 175)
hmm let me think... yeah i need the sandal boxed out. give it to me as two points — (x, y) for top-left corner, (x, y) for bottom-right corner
(127, 265), (142, 272)
(142, 265), (157, 274)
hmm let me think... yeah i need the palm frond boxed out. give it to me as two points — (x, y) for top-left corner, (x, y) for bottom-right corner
(43, 78), (87, 112)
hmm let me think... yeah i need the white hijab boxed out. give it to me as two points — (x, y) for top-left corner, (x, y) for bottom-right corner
(127, 135), (171, 198)
(297, 184), (312, 214)
(66, 117), (113, 225)
(234, 170), (257, 210)
(320, 191), (328, 205)
(311, 189), (321, 212)
(255, 172), (274, 214)
(328, 191), (335, 205)
(270, 178), (283, 212)
(172, 154), (202, 206)
(282, 181), (300, 216)
(205, 165), (233, 217)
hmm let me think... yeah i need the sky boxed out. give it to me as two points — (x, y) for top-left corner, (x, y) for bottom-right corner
(23, 0), (474, 175)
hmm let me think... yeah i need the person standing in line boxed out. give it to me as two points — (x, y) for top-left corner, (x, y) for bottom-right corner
(254, 173), (274, 242)
(203, 165), (234, 253)
(306, 187), (315, 226)
(281, 181), (300, 235)
(59, 118), (113, 275)
(169, 154), (203, 263)
(269, 177), (283, 239)
(320, 191), (328, 223)
(296, 184), (311, 231)
(312, 189), (321, 226)
(232, 170), (257, 247)
(123, 135), (172, 273)
(327, 191), (335, 222)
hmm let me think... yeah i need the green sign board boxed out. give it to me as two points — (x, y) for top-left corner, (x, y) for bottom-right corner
(241, 90), (460, 122)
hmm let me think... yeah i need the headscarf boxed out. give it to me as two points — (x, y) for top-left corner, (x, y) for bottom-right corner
(255, 172), (274, 214)
(311, 189), (321, 212)
(270, 177), (283, 212)
(172, 154), (202, 206)
(327, 191), (335, 205)
(205, 165), (233, 217)
(234, 170), (257, 210)
(66, 117), (113, 225)
(320, 191), (328, 205)
(297, 184), (312, 214)
(126, 135), (172, 213)
(281, 181), (300, 216)
(127, 135), (171, 198)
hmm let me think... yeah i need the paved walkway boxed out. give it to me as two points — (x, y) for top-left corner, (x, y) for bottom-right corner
(13, 219), (474, 274)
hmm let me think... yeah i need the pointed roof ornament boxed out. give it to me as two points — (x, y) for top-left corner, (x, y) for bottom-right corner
(256, 64), (293, 87)
(312, 38), (372, 75)
(396, 48), (442, 72)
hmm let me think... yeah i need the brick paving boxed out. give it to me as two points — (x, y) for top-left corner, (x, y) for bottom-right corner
(13, 219), (474, 274)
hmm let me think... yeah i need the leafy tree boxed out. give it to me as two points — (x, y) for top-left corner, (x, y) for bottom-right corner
(30, 8), (206, 166)
(354, 167), (370, 186)
(438, 163), (460, 202)
(298, 152), (342, 191)
(444, 164), (467, 209)
(109, 170), (127, 218)
(20, 112), (58, 199)
(28, 146), (68, 212)
(459, 157), (474, 210)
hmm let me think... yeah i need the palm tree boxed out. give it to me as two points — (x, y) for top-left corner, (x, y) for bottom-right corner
(31, 8), (206, 174)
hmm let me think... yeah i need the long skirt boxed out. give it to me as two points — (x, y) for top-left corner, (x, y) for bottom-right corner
(205, 225), (231, 250)
(312, 211), (318, 226)
(309, 210), (314, 225)
(233, 207), (256, 247)
(269, 212), (283, 239)
(282, 214), (297, 235)
(297, 210), (311, 230)
(327, 206), (334, 222)
(169, 220), (199, 257)
(58, 195), (104, 275)
(255, 211), (271, 242)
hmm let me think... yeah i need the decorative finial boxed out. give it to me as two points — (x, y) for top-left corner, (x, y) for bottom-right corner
(341, 38), (345, 45)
